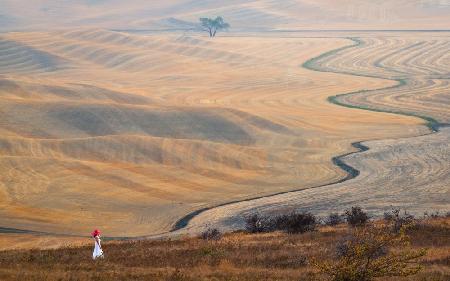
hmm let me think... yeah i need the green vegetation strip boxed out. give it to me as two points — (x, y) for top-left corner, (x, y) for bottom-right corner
(302, 37), (440, 131)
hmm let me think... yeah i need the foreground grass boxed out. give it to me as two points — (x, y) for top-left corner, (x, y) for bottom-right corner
(0, 218), (448, 281)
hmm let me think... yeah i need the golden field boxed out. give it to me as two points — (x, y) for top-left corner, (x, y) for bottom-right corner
(176, 33), (450, 235)
(316, 36), (450, 123)
(0, 3), (448, 281)
(1, 29), (437, 241)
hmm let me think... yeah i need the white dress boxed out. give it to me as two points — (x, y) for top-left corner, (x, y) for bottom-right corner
(92, 236), (104, 259)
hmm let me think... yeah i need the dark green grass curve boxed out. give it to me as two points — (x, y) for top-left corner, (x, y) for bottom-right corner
(302, 37), (440, 132)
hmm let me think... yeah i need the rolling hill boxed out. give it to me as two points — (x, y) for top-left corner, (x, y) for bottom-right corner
(0, 29), (428, 237)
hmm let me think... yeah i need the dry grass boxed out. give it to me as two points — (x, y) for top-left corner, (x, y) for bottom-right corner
(0, 217), (448, 281)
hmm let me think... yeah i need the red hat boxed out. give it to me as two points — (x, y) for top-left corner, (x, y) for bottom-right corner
(91, 229), (101, 237)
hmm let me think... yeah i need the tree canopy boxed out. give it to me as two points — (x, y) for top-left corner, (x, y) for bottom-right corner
(199, 16), (230, 37)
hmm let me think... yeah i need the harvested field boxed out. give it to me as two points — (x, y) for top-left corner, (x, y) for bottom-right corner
(310, 36), (450, 124)
(0, 4), (449, 281)
(176, 34), (450, 235)
(0, 30), (428, 240)
(177, 127), (450, 235)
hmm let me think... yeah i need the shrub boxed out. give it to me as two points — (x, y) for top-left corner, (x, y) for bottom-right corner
(344, 206), (369, 227)
(200, 228), (222, 241)
(244, 214), (274, 233)
(244, 212), (317, 234)
(326, 213), (344, 226)
(275, 212), (317, 234)
(384, 208), (415, 233)
(313, 225), (426, 281)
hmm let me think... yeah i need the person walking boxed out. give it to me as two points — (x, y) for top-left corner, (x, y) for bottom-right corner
(91, 229), (104, 260)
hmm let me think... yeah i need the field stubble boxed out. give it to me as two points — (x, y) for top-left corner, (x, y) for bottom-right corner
(0, 30), (448, 247)
(174, 34), (450, 235)
(0, 30), (429, 241)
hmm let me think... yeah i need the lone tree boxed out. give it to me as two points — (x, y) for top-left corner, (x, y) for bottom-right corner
(199, 16), (230, 37)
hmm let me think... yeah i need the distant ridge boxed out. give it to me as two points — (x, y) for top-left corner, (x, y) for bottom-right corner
(1, 0), (450, 32)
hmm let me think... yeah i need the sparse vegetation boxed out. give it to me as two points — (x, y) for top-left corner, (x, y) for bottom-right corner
(314, 225), (426, 281)
(344, 206), (370, 227)
(0, 216), (448, 281)
(384, 208), (415, 233)
(326, 212), (344, 226)
(200, 227), (222, 241)
(244, 213), (274, 233)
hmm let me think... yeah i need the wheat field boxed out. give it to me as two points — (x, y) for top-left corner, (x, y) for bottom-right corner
(0, 29), (433, 244)
(312, 36), (450, 124)
(172, 33), (450, 236)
